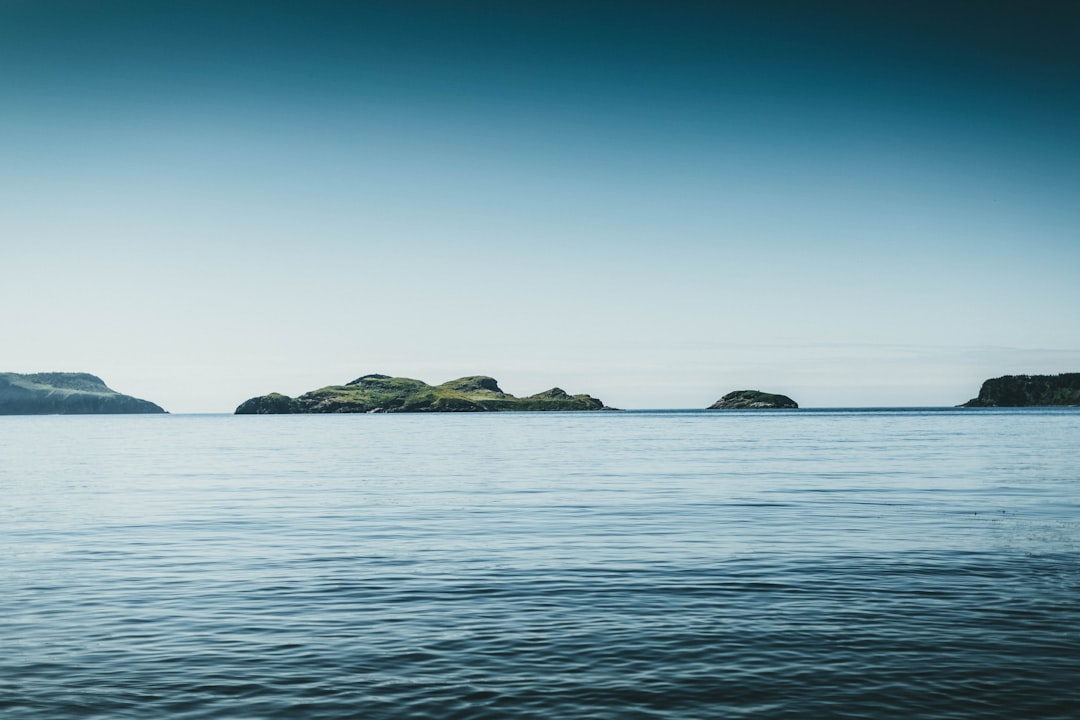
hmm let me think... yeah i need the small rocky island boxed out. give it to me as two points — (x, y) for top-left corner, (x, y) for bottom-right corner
(236, 374), (614, 414)
(708, 390), (798, 409)
(0, 372), (166, 415)
(960, 373), (1080, 407)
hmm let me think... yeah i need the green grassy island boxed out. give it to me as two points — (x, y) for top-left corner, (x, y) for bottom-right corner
(235, 374), (614, 414)
(0, 372), (166, 415)
(961, 373), (1080, 407)
(708, 390), (799, 409)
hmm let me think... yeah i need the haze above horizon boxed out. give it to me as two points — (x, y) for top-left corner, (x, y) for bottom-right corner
(3, 1), (1078, 412)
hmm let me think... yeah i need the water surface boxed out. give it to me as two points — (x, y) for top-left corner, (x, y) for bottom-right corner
(2, 409), (1078, 718)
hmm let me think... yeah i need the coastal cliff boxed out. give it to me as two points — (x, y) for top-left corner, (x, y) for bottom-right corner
(0, 372), (166, 415)
(236, 374), (613, 414)
(708, 390), (798, 409)
(960, 373), (1080, 407)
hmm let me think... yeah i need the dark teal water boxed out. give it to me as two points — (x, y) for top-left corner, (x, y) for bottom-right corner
(2, 409), (1079, 719)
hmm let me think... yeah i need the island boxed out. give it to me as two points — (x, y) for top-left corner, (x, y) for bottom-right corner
(235, 374), (614, 414)
(960, 373), (1080, 407)
(0, 372), (167, 415)
(708, 390), (798, 409)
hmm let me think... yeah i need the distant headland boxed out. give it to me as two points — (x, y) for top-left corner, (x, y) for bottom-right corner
(235, 374), (614, 414)
(960, 373), (1080, 407)
(7, 370), (1080, 415)
(0, 372), (166, 415)
(708, 390), (799, 409)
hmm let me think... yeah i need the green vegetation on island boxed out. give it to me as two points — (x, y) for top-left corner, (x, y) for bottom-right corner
(235, 374), (613, 414)
(960, 373), (1080, 407)
(708, 390), (798, 409)
(0, 372), (166, 415)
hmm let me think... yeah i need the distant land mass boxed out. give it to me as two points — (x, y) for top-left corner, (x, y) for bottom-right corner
(708, 390), (798, 409)
(0, 372), (166, 415)
(961, 373), (1080, 407)
(236, 374), (614, 414)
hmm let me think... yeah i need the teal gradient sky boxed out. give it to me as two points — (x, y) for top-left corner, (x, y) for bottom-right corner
(3, 1), (1079, 411)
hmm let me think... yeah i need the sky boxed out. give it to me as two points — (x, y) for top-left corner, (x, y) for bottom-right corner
(2, 0), (1079, 412)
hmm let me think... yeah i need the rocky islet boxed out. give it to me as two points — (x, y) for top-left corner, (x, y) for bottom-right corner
(707, 390), (799, 409)
(235, 373), (613, 414)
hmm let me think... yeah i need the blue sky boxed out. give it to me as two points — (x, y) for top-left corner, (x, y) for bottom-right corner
(3, 1), (1079, 411)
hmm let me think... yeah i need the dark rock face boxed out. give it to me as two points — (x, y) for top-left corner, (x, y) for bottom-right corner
(234, 393), (300, 414)
(708, 390), (798, 410)
(961, 373), (1080, 407)
(0, 372), (166, 415)
(236, 374), (612, 414)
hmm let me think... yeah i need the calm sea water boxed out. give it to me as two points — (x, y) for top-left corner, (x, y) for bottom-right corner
(2, 409), (1079, 719)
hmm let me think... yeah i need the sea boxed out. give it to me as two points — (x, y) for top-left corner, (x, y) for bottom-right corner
(2, 408), (1078, 719)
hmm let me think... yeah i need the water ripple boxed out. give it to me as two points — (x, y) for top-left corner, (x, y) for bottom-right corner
(2, 410), (1079, 718)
